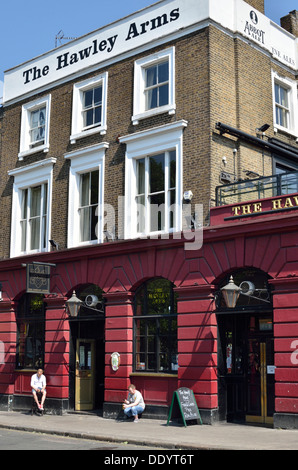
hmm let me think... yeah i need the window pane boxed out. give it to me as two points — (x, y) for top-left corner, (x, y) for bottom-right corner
(30, 218), (40, 250)
(146, 65), (157, 87)
(159, 84), (169, 107)
(90, 204), (98, 240)
(147, 279), (172, 315)
(84, 89), (93, 108)
(94, 86), (102, 105)
(136, 194), (145, 233)
(80, 173), (90, 206)
(21, 189), (28, 219)
(137, 159), (145, 195)
(21, 220), (27, 252)
(90, 170), (99, 205)
(158, 61), (169, 83)
(84, 109), (94, 128)
(150, 193), (165, 231)
(146, 88), (157, 110)
(149, 154), (165, 193)
(94, 106), (102, 125)
(42, 183), (48, 215)
(30, 186), (41, 217)
(279, 86), (288, 107)
(169, 150), (176, 189)
(80, 207), (90, 242)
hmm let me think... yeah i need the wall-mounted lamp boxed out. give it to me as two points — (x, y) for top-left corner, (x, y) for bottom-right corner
(220, 276), (241, 308)
(65, 291), (105, 317)
(65, 291), (83, 317)
(220, 276), (270, 309)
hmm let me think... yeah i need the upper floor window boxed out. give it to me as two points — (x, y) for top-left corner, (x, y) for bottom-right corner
(272, 71), (298, 137)
(79, 170), (99, 243)
(70, 73), (108, 144)
(119, 120), (187, 240)
(9, 157), (56, 257)
(132, 47), (175, 125)
(136, 151), (176, 233)
(18, 95), (51, 160)
(21, 183), (48, 252)
(274, 82), (289, 129)
(64, 142), (109, 248)
(145, 60), (169, 111)
(30, 106), (46, 147)
(82, 86), (102, 129)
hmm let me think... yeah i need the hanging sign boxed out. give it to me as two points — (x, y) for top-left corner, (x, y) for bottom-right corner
(26, 263), (51, 294)
(167, 387), (202, 427)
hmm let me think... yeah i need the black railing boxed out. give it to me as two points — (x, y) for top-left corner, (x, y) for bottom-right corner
(216, 171), (298, 206)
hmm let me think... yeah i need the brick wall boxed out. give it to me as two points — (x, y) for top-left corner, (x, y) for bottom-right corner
(244, 0), (264, 14)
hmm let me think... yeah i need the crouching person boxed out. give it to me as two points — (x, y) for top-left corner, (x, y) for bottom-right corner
(123, 384), (145, 422)
(31, 368), (46, 411)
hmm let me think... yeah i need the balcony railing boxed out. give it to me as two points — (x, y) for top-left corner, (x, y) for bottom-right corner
(216, 171), (298, 206)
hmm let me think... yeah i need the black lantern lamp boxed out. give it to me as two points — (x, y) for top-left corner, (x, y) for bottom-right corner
(221, 276), (241, 309)
(65, 290), (83, 317)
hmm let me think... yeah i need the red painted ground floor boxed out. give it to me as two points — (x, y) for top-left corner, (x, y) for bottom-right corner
(0, 203), (298, 428)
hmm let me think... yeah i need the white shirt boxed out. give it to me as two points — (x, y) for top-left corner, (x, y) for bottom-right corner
(31, 373), (46, 390)
(128, 390), (145, 409)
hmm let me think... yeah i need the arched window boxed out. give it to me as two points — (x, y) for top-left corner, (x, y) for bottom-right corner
(16, 294), (45, 369)
(134, 278), (177, 373)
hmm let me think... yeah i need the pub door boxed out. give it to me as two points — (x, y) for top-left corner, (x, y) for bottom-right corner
(75, 339), (95, 411)
(218, 313), (274, 425)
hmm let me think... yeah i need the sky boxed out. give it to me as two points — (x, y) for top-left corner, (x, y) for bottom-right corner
(0, 0), (297, 101)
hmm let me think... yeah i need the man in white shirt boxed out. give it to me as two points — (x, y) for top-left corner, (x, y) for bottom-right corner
(31, 368), (46, 411)
(123, 384), (145, 422)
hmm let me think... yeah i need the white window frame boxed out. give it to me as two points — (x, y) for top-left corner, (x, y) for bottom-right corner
(9, 157), (56, 257)
(132, 47), (175, 125)
(70, 72), (108, 144)
(18, 95), (51, 160)
(119, 120), (187, 240)
(64, 142), (109, 247)
(272, 71), (298, 138)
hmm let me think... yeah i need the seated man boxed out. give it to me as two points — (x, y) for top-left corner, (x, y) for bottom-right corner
(123, 384), (145, 423)
(31, 368), (46, 411)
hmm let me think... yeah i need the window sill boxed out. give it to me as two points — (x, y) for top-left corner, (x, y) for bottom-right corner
(18, 144), (49, 161)
(274, 124), (298, 140)
(132, 104), (176, 125)
(70, 126), (107, 144)
(130, 372), (178, 378)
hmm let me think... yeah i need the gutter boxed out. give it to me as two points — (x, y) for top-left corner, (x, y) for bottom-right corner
(215, 122), (298, 162)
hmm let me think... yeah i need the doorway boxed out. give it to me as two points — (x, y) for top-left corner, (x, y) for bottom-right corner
(69, 284), (105, 412)
(218, 313), (274, 425)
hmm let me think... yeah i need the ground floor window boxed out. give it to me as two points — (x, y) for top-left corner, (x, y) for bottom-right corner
(16, 294), (45, 369)
(133, 278), (178, 373)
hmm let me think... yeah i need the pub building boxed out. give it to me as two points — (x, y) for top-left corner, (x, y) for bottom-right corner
(0, 0), (298, 429)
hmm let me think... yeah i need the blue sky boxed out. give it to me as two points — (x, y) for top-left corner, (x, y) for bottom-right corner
(0, 0), (297, 99)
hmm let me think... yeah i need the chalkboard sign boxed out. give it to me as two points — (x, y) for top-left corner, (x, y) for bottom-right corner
(167, 387), (202, 427)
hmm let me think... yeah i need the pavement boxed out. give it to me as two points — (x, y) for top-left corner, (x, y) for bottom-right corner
(0, 411), (298, 450)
